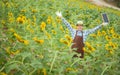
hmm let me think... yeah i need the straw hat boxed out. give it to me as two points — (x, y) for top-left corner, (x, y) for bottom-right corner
(76, 21), (83, 26)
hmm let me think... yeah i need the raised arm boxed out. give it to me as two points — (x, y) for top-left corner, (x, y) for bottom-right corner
(86, 24), (102, 35)
(85, 23), (108, 35)
(56, 11), (75, 38)
(61, 17), (74, 33)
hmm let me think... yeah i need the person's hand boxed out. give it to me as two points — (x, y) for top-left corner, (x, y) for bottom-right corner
(56, 11), (62, 18)
(102, 22), (108, 26)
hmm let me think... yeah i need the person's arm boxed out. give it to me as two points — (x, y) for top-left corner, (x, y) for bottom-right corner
(61, 17), (74, 32)
(85, 24), (102, 35)
(56, 11), (75, 38)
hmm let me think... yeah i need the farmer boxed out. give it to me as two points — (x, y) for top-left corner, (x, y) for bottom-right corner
(56, 11), (108, 58)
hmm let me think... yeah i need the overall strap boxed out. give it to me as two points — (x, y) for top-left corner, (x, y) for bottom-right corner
(73, 30), (78, 41)
(82, 31), (83, 37)
(75, 30), (79, 36)
(75, 30), (83, 36)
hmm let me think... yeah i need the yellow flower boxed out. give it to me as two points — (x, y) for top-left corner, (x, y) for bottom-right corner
(40, 22), (46, 31)
(51, 30), (56, 34)
(30, 29), (34, 33)
(105, 42), (118, 51)
(26, 25), (30, 30)
(16, 15), (26, 24)
(71, 24), (76, 29)
(39, 54), (44, 59)
(105, 35), (111, 41)
(32, 9), (37, 13)
(56, 17), (61, 23)
(85, 42), (91, 47)
(5, 47), (20, 55)
(23, 40), (29, 45)
(33, 37), (44, 44)
(60, 38), (69, 46)
(109, 42), (118, 49)
(109, 50), (114, 54)
(11, 50), (20, 55)
(8, 17), (14, 23)
(33, 15), (36, 22)
(8, 12), (15, 23)
(33, 37), (38, 41)
(109, 27), (115, 34)
(113, 43), (118, 49)
(31, 22), (35, 26)
(37, 40), (44, 44)
(8, 12), (13, 17)
(47, 18), (51, 24)
(9, 28), (15, 33)
(96, 44), (102, 47)
(101, 31), (106, 36)
(112, 33), (119, 38)
(45, 32), (51, 39)
(90, 34), (96, 38)
(87, 45), (95, 52)
(6, 47), (11, 54)
(73, 68), (78, 72)
(83, 47), (86, 51)
(21, 9), (26, 13)
(6, 2), (10, 8)
(64, 34), (72, 42)
(60, 38), (64, 42)
(52, 23), (56, 28)
(66, 68), (73, 72)
(96, 19), (100, 23)
(0, 72), (7, 75)
(97, 30), (101, 36)
(63, 40), (69, 45)
(14, 33), (29, 45)
(14, 33), (23, 42)
(60, 26), (64, 32)
(1, 20), (5, 25)
(42, 68), (47, 75)
(105, 44), (109, 50)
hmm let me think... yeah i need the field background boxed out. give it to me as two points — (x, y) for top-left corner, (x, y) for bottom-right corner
(0, 0), (120, 75)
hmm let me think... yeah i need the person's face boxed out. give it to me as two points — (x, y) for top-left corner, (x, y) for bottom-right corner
(76, 25), (83, 31)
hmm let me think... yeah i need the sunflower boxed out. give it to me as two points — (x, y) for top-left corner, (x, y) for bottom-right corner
(112, 33), (119, 38)
(97, 30), (101, 36)
(14, 33), (23, 42)
(51, 30), (56, 34)
(60, 26), (64, 32)
(66, 67), (74, 72)
(47, 18), (51, 24)
(60, 38), (70, 46)
(45, 32), (51, 39)
(23, 40), (29, 45)
(90, 34), (97, 38)
(42, 68), (47, 75)
(105, 42), (118, 51)
(101, 31), (106, 36)
(105, 35), (111, 41)
(33, 37), (44, 44)
(16, 15), (26, 24)
(36, 40), (44, 44)
(64, 34), (72, 42)
(40, 22), (46, 31)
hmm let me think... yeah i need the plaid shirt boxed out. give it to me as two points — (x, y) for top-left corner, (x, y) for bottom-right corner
(61, 18), (102, 42)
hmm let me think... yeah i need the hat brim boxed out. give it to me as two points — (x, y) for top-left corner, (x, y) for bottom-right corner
(76, 24), (83, 26)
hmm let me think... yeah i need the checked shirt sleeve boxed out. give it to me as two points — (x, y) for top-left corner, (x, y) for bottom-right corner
(61, 17), (75, 38)
(85, 25), (102, 35)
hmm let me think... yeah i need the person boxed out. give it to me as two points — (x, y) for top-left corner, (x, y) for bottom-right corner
(56, 11), (108, 58)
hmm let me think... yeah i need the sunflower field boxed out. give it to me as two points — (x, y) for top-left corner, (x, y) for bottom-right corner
(0, 0), (120, 75)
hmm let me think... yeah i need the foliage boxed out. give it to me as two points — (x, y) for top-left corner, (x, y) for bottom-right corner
(0, 0), (120, 75)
